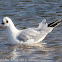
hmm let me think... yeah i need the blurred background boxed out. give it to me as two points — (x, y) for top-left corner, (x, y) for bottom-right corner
(0, 0), (62, 62)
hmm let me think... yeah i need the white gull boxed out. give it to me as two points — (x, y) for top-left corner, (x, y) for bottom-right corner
(0, 17), (62, 45)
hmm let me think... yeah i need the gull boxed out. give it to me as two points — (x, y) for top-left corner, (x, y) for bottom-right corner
(0, 17), (62, 45)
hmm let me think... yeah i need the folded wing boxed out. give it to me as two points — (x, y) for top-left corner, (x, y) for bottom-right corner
(17, 28), (40, 42)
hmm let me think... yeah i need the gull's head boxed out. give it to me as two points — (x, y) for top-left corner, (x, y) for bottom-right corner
(1, 17), (13, 28)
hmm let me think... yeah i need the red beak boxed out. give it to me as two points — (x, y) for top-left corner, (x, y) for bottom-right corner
(0, 26), (2, 28)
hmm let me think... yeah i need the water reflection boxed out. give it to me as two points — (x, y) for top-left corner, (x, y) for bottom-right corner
(0, 43), (62, 62)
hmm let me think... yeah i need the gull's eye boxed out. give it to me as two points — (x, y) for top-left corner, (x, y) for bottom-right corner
(6, 20), (8, 23)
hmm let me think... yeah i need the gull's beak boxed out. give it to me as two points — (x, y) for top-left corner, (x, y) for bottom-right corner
(0, 26), (2, 28)
(0, 23), (2, 28)
(0, 21), (5, 28)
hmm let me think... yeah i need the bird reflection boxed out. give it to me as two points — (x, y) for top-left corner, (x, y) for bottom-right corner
(0, 43), (61, 62)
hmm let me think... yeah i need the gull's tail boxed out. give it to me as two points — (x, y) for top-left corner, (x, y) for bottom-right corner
(48, 19), (62, 27)
(38, 19), (62, 33)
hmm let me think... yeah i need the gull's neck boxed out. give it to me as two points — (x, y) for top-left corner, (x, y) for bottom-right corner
(6, 22), (19, 35)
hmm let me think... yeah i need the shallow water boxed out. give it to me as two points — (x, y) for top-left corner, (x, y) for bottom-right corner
(0, 0), (62, 62)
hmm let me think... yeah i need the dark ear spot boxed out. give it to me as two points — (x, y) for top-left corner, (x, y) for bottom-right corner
(6, 20), (8, 23)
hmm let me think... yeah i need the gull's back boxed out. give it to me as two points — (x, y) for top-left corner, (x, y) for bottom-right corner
(17, 19), (54, 43)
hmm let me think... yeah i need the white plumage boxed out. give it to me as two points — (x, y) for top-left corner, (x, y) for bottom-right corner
(1, 17), (61, 45)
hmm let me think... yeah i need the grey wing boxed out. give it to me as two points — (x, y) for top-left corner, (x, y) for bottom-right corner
(17, 28), (40, 42)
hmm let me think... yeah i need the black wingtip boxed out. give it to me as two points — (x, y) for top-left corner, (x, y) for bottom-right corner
(48, 19), (62, 27)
